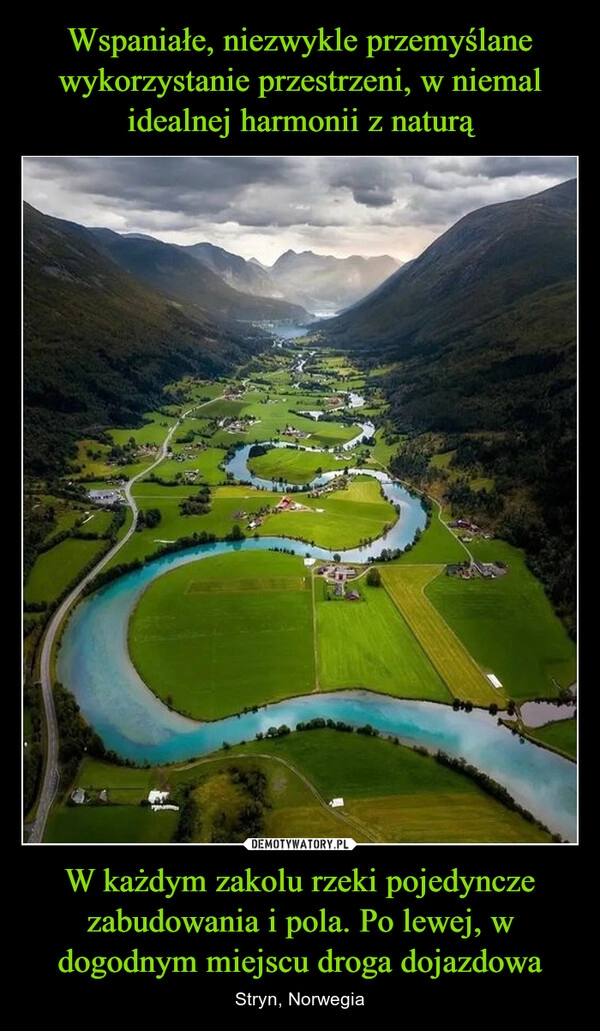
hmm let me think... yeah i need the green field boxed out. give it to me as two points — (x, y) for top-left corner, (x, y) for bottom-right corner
(369, 430), (403, 469)
(24, 538), (106, 606)
(44, 806), (178, 843)
(109, 412), (172, 447)
(152, 448), (227, 485)
(248, 447), (343, 484)
(316, 579), (450, 701)
(527, 717), (577, 759)
(426, 540), (577, 700)
(115, 475), (398, 565)
(196, 398), (247, 419)
(382, 565), (501, 705)
(265, 476), (397, 550)
(399, 506), (468, 564)
(129, 551), (315, 719)
(79, 510), (114, 534)
(233, 732), (552, 843)
(73, 758), (161, 802)
(430, 450), (456, 469)
(45, 507), (87, 539)
(199, 391), (364, 451)
(44, 731), (553, 845)
(106, 485), (282, 567)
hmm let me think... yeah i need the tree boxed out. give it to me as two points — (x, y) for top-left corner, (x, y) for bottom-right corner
(366, 567), (382, 587)
(145, 508), (161, 529)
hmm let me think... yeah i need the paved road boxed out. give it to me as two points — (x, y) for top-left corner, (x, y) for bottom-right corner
(27, 399), (217, 843)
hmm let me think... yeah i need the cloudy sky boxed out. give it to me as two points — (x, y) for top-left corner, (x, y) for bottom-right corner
(23, 155), (576, 266)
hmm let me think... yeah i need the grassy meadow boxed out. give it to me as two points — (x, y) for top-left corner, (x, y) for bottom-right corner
(426, 540), (577, 700)
(399, 507), (468, 564)
(265, 476), (397, 550)
(233, 732), (553, 843)
(248, 446), (343, 484)
(381, 565), (501, 705)
(45, 734), (553, 844)
(24, 538), (107, 607)
(129, 550), (315, 719)
(316, 579), (450, 702)
(526, 717), (576, 759)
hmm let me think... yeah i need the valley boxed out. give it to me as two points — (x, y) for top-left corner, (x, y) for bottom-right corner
(24, 341), (575, 845)
(23, 165), (576, 847)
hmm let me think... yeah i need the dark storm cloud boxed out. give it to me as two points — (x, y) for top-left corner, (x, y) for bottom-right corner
(324, 156), (401, 207)
(478, 155), (576, 179)
(23, 155), (575, 262)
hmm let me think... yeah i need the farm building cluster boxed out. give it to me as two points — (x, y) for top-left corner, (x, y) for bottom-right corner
(218, 416), (260, 434)
(282, 425), (312, 439)
(446, 559), (508, 580)
(317, 563), (362, 600)
(448, 517), (494, 542)
(307, 476), (348, 499)
(232, 494), (317, 532)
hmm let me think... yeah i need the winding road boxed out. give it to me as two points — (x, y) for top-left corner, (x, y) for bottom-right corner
(26, 390), (476, 844)
(27, 398), (220, 844)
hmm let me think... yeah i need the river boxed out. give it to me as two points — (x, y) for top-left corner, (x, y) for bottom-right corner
(57, 533), (576, 840)
(55, 351), (576, 841)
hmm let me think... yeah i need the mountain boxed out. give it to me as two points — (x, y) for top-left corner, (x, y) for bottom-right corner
(325, 180), (576, 627)
(182, 241), (277, 299)
(88, 229), (307, 321)
(23, 204), (264, 474)
(329, 179), (575, 352)
(180, 243), (400, 314)
(269, 249), (401, 313)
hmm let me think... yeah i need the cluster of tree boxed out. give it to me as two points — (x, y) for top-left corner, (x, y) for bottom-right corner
(295, 717), (353, 733)
(172, 784), (199, 843)
(390, 445), (438, 487)
(53, 682), (107, 790)
(248, 443), (272, 458)
(255, 725), (291, 740)
(107, 505), (127, 541)
(297, 378), (329, 392)
(149, 531), (217, 559)
(173, 764), (270, 843)
(369, 547), (404, 563)
(83, 559), (144, 594)
(445, 476), (504, 518)
(136, 508), (162, 531)
(23, 680), (43, 816)
(178, 487), (212, 517)
(175, 427), (203, 444)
